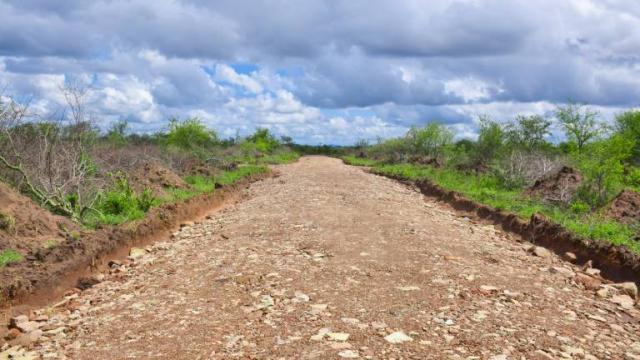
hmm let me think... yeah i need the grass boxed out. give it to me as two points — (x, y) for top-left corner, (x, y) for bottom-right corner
(184, 175), (217, 193)
(369, 162), (640, 253)
(214, 165), (268, 186)
(261, 151), (301, 164)
(342, 155), (378, 167)
(0, 249), (23, 267)
(165, 165), (268, 202)
(228, 150), (301, 166)
(85, 188), (159, 227)
(84, 165), (269, 228)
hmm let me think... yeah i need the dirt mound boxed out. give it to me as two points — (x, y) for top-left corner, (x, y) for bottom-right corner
(0, 182), (78, 256)
(408, 155), (442, 167)
(606, 189), (640, 224)
(456, 162), (490, 174)
(130, 162), (189, 197)
(526, 166), (582, 203)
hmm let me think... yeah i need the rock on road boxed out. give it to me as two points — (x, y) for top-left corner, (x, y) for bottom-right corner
(14, 157), (640, 359)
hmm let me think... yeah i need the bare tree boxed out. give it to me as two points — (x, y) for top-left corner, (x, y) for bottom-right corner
(0, 86), (101, 222)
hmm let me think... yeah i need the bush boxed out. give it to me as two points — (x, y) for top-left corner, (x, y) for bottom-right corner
(574, 135), (634, 207)
(184, 175), (216, 193)
(245, 128), (280, 154)
(570, 201), (590, 214)
(505, 115), (551, 152)
(88, 173), (158, 226)
(616, 110), (640, 164)
(406, 123), (453, 159)
(474, 116), (504, 166)
(106, 120), (129, 146)
(165, 117), (218, 152)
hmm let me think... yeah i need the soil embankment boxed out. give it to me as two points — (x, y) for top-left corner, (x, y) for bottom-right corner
(0, 172), (271, 313)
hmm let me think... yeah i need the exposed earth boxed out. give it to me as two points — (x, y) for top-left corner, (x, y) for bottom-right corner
(606, 189), (640, 225)
(3, 156), (640, 359)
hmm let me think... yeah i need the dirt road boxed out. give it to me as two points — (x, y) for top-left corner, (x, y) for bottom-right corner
(12, 156), (640, 359)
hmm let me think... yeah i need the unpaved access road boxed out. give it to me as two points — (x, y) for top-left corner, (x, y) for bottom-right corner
(10, 156), (640, 359)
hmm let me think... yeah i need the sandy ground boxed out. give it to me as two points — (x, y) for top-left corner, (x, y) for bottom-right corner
(7, 156), (640, 359)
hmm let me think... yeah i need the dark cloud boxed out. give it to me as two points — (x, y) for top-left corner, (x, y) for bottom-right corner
(0, 0), (639, 143)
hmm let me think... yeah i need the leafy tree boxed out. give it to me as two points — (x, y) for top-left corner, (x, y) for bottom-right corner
(575, 134), (634, 207)
(165, 117), (218, 151)
(505, 115), (551, 151)
(106, 119), (128, 145)
(405, 122), (453, 158)
(246, 128), (280, 154)
(474, 116), (504, 165)
(280, 135), (294, 146)
(615, 110), (640, 163)
(556, 103), (603, 152)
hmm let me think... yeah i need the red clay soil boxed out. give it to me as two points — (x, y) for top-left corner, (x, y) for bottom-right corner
(526, 166), (583, 203)
(606, 189), (640, 225)
(0, 172), (271, 309)
(130, 162), (189, 197)
(0, 182), (78, 259)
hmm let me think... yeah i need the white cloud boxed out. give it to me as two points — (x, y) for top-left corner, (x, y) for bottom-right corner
(1, 1), (640, 144)
(215, 64), (263, 94)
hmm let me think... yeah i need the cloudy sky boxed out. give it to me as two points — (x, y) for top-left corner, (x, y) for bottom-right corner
(1, 0), (639, 144)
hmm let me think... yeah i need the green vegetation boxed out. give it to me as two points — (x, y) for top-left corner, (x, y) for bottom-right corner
(85, 174), (158, 227)
(261, 151), (301, 165)
(1, 91), (297, 230)
(342, 156), (377, 166)
(0, 249), (23, 267)
(165, 165), (268, 203)
(184, 175), (217, 193)
(215, 165), (268, 186)
(371, 163), (639, 252)
(164, 117), (219, 154)
(347, 106), (640, 253)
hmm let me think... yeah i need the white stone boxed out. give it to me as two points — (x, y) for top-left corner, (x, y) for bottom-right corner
(384, 331), (413, 344)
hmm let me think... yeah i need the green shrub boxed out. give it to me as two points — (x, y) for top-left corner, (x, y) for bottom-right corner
(87, 173), (158, 226)
(184, 175), (216, 193)
(570, 201), (590, 214)
(0, 250), (22, 267)
(165, 117), (218, 152)
(473, 116), (505, 166)
(616, 110), (640, 163)
(574, 135), (633, 207)
(106, 120), (129, 145)
(246, 128), (280, 154)
(406, 123), (453, 158)
(215, 165), (268, 186)
(504, 115), (551, 151)
(627, 168), (640, 189)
